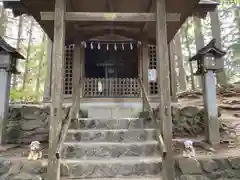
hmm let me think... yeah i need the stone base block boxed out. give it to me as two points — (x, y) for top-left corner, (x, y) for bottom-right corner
(66, 129), (156, 142)
(62, 141), (159, 159)
(60, 157), (162, 178)
(69, 118), (156, 130)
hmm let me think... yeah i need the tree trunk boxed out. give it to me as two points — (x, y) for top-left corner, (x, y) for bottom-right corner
(12, 15), (23, 89)
(184, 20), (196, 90)
(174, 31), (187, 91)
(22, 18), (34, 91)
(234, 8), (240, 37)
(35, 33), (46, 101)
(193, 16), (204, 89)
(0, 5), (6, 37)
(209, 8), (228, 87)
(169, 40), (177, 101)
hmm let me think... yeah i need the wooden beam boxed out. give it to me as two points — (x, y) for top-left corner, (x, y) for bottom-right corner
(47, 0), (65, 179)
(156, 0), (175, 179)
(41, 12), (181, 22)
(143, 0), (153, 32)
(69, 29), (147, 44)
(76, 25), (141, 32)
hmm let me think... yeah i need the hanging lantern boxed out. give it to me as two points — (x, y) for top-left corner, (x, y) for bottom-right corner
(91, 42), (94, 50)
(122, 43), (124, 51)
(114, 43), (117, 51)
(106, 44), (109, 51)
(130, 43), (133, 50)
(98, 43), (101, 50)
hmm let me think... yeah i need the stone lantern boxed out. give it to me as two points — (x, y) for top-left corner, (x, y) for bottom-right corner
(189, 38), (226, 145)
(0, 37), (25, 144)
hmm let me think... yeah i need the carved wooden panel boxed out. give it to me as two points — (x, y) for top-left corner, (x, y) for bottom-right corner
(64, 44), (74, 95)
(148, 45), (158, 95)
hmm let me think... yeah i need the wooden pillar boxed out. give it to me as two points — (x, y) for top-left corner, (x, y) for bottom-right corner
(71, 44), (82, 127)
(156, 0), (175, 179)
(80, 45), (85, 98)
(47, 0), (65, 179)
(43, 38), (53, 101)
(72, 45), (81, 98)
(142, 37), (149, 96)
(138, 41), (145, 110)
(138, 42), (143, 79)
(168, 40), (177, 102)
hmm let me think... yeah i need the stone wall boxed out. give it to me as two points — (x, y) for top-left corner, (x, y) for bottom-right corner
(176, 157), (240, 180)
(6, 105), (50, 144)
(5, 104), (221, 144)
(6, 105), (70, 144)
(0, 159), (47, 180)
(171, 104), (222, 137)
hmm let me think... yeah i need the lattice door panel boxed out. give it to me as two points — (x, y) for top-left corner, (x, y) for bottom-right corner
(64, 44), (74, 95)
(148, 45), (158, 95)
(83, 78), (140, 97)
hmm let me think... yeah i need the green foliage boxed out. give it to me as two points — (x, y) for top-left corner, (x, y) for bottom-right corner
(10, 30), (47, 102)
(10, 88), (36, 102)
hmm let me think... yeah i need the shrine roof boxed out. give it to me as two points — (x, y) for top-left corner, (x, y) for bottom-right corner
(4, 0), (218, 44)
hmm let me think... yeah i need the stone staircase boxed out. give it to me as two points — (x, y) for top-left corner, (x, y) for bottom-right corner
(60, 117), (163, 179)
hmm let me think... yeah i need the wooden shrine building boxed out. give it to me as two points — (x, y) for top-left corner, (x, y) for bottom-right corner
(3, 0), (219, 180)
(4, 0), (218, 102)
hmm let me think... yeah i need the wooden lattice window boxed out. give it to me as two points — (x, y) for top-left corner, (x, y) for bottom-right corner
(148, 45), (158, 95)
(83, 78), (140, 97)
(64, 44), (74, 95)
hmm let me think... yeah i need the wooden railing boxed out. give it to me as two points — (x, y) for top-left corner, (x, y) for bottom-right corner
(56, 83), (81, 159)
(83, 78), (140, 97)
(138, 78), (167, 158)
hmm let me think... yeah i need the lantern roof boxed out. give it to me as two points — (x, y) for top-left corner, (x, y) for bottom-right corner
(190, 39), (226, 61)
(0, 37), (25, 59)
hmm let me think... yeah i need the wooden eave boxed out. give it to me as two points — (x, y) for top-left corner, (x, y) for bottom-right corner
(4, 0), (218, 44)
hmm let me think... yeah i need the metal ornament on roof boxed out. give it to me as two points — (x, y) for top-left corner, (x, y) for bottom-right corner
(122, 43), (124, 50)
(81, 41), (87, 48)
(83, 41), (137, 51)
(91, 42), (94, 50)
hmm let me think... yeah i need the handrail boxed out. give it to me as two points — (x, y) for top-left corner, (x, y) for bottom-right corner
(56, 83), (81, 159)
(138, 78), (167, 159)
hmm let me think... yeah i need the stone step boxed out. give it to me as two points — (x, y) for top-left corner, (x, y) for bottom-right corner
(62, 141), (159, 159)
(69, 118), (155, 130)
(61, 176), (162, 180)
(66, 129), (156, 142)
(60, 157), (162, 178)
